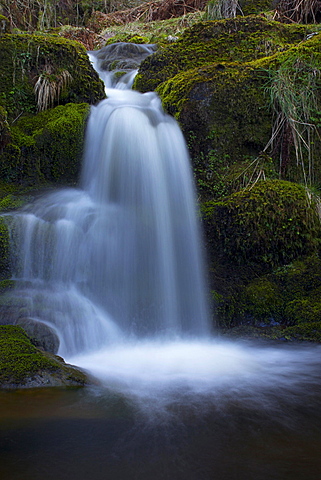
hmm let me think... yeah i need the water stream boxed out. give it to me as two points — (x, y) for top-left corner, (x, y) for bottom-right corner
(1, 42), (321, 479)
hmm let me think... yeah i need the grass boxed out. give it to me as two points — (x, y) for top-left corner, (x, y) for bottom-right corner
(265, 56), (321, 185)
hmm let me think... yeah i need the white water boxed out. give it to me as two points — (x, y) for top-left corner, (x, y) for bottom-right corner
(4, 43), (321, 409)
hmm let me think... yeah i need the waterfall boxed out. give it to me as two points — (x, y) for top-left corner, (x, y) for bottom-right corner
(3, 43), (321, 415)
(5, 43), (210, 357)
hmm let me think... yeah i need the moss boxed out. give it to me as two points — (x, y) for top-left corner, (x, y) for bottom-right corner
(242, 277), (284, 322)
(157, 62), (273, 169)
(0, 193), (31, 211)
(105, 34), (150, 45)
(0, 279), (15, 293)
(203, 180), (321, 268)
(0, 325), (87, 388)
(279, 322), (321, 342)
(134, 16), (310, 92)
(0, 33), (105, 122)
(1, 102), (90, 184)
(240, 0), (274, 16)
(96, 11), (204, 46)
(213, 253), (321, 329)
(133, 17), (321, 189)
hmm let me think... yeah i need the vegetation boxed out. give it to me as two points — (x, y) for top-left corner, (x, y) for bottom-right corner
(0, 325), (87, 387)
(276, 0), (321, 23)
(1, 102), (90, 184)
(0, 33), (104, 122)
(203, 180), (321, 268)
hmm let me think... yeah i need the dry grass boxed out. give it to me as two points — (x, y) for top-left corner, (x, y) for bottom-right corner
(265, 58), (321, 184)
(34, 68), (72, 111)
(275, 0), (321, 23)
(88, 0), (207, 31)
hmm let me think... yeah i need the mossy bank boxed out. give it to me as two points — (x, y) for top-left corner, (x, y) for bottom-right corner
(135, 16), (321, 193)
(0, 27), (105, 185)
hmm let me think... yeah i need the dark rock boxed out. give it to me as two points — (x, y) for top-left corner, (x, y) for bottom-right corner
(16, 318), (60, 354)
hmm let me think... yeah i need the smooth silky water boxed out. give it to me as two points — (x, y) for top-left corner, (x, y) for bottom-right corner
(1, 43), (321, 480)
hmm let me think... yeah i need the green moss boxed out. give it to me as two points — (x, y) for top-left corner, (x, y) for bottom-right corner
(134, 16), (310, 92)
(203, 180), (321, 268)
(105, 34), (150, 45)
(97, 12), (203, 46)
(240, 0), (274, 16)
(0, 33), (105, 122)
(134, 17), (321, 189)
(0, 325), (87, 387)
(213, 253), (321, 329)
(0, 279), (15, 293)
(242, 277), (284, 321)
(0, 193), (31, 211)
(157, 62), (273, 171)
(279, 322), (321, 342)
(1, 102), (90, 184)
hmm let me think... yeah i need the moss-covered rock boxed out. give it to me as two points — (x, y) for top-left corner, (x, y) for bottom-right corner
(158, 61), (273, 177)
(0, 102), (90, 184)
(134, 16), (310, 93)
(134, 17), (321, 193)
(105, 34), (151, 45)
(203, 179), (321, 268)
(0, 33), (105, 122)
(0, 325), (87, 388)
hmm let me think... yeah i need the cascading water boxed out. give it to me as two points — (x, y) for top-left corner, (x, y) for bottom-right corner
(3, 43), (321, 415)
(5, 42), (210, 358)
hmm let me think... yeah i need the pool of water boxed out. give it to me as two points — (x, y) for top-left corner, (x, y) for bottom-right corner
(1, 341), (321, 480)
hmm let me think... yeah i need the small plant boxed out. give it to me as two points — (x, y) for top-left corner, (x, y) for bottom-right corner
(34, 68), (72, 111)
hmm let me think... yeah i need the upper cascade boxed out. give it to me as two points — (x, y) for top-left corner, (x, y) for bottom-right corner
(89, 42), (157, 90)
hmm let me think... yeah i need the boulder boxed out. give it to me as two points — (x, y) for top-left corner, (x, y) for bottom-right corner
(16, 318), (60, 354)
(0, 325), (87, 389)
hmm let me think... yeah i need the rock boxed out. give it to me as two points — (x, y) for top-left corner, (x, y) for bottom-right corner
(0, 325), (87, 389)
(1, 103), (91, 184)
(0, 33), (105, 123)
(16, 318), (60, 354)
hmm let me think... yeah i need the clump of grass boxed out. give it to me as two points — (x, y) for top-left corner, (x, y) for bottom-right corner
(34, 68), (72, 111)
(265, 57), (321, 185)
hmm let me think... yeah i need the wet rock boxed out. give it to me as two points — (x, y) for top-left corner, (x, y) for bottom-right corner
(0, 325), (88, 389)
(16, 318), (60, 354)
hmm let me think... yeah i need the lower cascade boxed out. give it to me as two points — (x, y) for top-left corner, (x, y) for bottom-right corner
(2, 43), (321, 410)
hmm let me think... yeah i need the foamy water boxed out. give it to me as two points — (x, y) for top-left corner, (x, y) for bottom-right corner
(66, 338), (321, 416)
